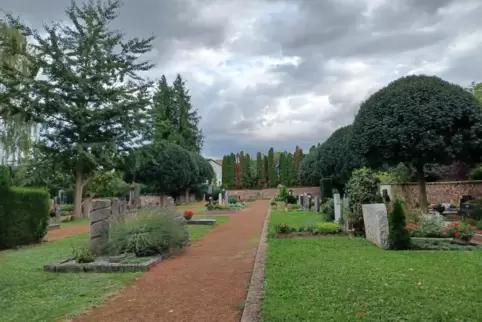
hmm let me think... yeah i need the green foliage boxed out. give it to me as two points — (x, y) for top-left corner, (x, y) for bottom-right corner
(285, 195), (297, 204)
(469, 166), (482, 180)
(345, 168), (380, 235)
(0, 164), (11, 188)
(267, 147), (278, 187)
(320, 177), (333, 200)
(476, 220), (482, 230)
(72, 244), (95, 263)
(107, 207), (189, 257)
(85, 171), (129, 198)
(312, 222), (341, 234)
(0, 1), (156, 217)
(135, 142), (197, 195)
(0, 186), (50, 249)
(228, 196), (238, 204)
(320, 198), (334, 221)
(298, 147), (323, 186)
(352, 75), (482, 211)
(388, 200), (411, 250)
(275, 223), (295, 234)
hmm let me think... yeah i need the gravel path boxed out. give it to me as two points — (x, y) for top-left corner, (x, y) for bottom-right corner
(75, 200), (269, 322)
(46, 224), (89, 241)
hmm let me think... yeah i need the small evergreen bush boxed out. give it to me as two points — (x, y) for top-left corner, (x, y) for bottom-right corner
(469, 166), (482, 180)
(388, 200), (411, 250)
(0, 165), (11, 188)
(319, 198), (334, 221)
(313, 222), (341, 234)
(107, 207), (189, 257)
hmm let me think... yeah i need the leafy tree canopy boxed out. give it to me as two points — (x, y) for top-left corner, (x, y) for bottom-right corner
(352, 75), (482, 210)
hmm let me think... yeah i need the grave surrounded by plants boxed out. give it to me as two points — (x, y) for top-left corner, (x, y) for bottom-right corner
(44, 206), (190, 273)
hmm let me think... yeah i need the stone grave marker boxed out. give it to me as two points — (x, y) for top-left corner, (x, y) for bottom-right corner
(218, 193), (223, 205)
(55, 203), (61, 222)
(308, 195), (312, 211)
(334, 193), (341, 222)
(303, 193), (308, 209)
(299, 195), (304, 207)
(89, 199), (113, 255)
(362, 204), (389, 249)
(225, 190), (229, 205)
(298, 194), (302, 205)
(314, 196), (320, 212)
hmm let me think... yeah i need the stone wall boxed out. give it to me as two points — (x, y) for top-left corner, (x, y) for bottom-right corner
(139, 193), (197, 207)
(382, 180), (482, 208)
(229, 186), (320, 201)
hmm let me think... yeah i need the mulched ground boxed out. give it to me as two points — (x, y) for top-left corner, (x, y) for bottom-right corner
(75, 200), (269, 322)
(46, 225), (89, 242)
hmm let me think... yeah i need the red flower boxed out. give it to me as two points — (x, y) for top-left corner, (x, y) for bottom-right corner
(454, 231), (460, 238)
(184, 210), (194, 218)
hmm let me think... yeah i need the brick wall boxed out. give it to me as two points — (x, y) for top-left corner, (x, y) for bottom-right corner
(386, 180), (482, 207)
(229, 186), (320, 201)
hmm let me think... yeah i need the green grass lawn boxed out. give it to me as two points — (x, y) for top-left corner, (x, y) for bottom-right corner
(264, 237), (482, 321)
(269, 210), (324, 235)
(0, 216), (229, 322)
(59, 217), (90, 228)
(188, 216), (229, 240)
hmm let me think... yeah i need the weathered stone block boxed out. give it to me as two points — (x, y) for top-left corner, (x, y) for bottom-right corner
(90, 220), (110, 239)
(91, 199), (112, 211)
(362, 204), (389, 249)
(90, 207), (111, 223)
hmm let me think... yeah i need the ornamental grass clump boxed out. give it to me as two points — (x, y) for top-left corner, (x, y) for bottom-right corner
(107, 207), (189, 257)
(388, 200), (411, 250)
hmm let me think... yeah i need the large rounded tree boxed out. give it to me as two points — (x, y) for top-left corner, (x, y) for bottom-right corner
(136, 142), (197, 199)
(352, 75), (482, 211)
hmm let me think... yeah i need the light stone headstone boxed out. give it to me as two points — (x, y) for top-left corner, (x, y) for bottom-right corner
(55, 203), (61, 222)
(334, 193), (341, 222)
(225, 190), (229, 205)
(218, 193), (223, 205)
(362, 204), (389, 250)
(298, 195), (302, 205)
(314, 196), (320, 212)
(303, 193), (308, 209)
(89, 199), (113, 255)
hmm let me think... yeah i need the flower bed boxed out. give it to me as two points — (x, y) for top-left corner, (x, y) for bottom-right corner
(274, 222), (342, 238)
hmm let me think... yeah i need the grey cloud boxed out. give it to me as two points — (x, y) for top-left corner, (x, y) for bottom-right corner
(1, 0), (481, 159)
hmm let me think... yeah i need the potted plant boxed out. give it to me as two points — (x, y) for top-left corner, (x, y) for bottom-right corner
(444, 222), (474, 244)
(184, 209), (194, 221)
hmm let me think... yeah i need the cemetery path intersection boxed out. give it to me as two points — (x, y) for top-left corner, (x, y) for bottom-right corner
(75, 200), (269, 322)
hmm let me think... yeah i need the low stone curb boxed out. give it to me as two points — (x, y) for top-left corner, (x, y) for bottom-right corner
(241, 207), (271, 322)
(186, 218), (216, 226)
(411, 237), (453, 241)
(48, 223), (61, 230)
(204, 209), (240, 214)
(44, 256), (163, 273)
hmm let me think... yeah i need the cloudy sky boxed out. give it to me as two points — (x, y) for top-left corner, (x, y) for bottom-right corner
(2, 0), (481, 159)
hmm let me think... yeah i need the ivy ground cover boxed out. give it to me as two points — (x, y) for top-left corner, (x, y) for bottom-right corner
(264, 237), (482, 321)
(0, 216), (229, 322)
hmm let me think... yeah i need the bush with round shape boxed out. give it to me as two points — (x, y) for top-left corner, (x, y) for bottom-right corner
(312, 222), (341, 234)
(388, 200), (411, 250)
(352, 75), (482, 212)
(107, 207), (189, 257)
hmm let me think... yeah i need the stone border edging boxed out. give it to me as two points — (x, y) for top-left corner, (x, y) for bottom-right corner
(204, 209), (239, 214)
(241, 206), (271, 322)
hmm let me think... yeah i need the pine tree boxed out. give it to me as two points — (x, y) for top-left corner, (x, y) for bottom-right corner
(263, 155), (269, 186)
(286, 152), (295, 186)
(238, 151), (245, 188)
(256, 152), (263, 188)
(243, 153), (252, 188)
(0, 1), (154, 217)
(221, 155), (227, 187)
(267, 147), (277, 187)
(279, 152), (286, 185)
(293, 146), (304, 186)
(172, 74), (203, 152)
(388, 200), (411, 250)
(151, 75), (175, 144)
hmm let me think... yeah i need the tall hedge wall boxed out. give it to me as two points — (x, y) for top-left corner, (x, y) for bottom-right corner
(0, 186), (50, 249)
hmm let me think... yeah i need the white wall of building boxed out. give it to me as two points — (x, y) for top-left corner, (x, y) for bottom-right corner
(208, 160), (222, 186)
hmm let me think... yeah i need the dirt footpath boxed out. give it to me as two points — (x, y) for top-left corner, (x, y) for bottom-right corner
(75, 200), (269, 322)
(46, 225), (89, 242)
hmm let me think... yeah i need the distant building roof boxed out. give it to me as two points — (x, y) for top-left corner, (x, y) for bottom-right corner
(206, 158), (223, 166)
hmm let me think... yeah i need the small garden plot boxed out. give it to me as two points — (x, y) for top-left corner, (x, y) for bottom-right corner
(269, 210), (339, 237)
(264, 237), (482, 321)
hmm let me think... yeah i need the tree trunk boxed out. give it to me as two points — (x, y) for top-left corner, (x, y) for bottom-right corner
(160, 193), (164, 206)
(185, 188), (190, 203)
(74, 169), (83, 218)
(417, 166), (429, 213)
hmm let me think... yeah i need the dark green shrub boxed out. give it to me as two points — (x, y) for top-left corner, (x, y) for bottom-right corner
(59, 204), (74, 212)
(476, 220), (482, 230)
(320, 198), (334, 220)
(275, 223), (295, 234)
(0, 187), (50, 249)
(0, 165), (11, 188)
(467, 199), (482, 220)
(345, 168), (380, 235)
(72, 244), (95, 263)
(228, 196), (238, 204)
(388, 200), (411, 250)
(285, 195), (297, 204)
(270, 201), (277, 206)
(469, 167), (482, 180)
(107, 207), (189, 257)
(320, 178), (333, 200)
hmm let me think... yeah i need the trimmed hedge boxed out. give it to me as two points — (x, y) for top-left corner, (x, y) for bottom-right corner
(0, 186), (50, 249)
